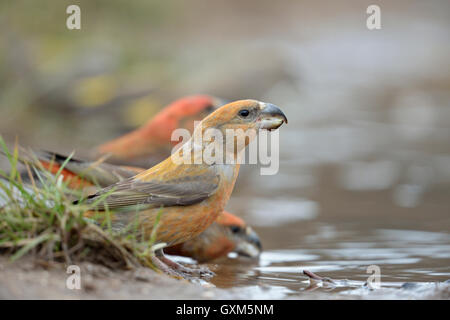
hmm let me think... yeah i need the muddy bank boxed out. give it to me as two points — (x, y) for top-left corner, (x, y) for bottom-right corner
(1, 256), (449, 300)
(0, 256), (231, 300)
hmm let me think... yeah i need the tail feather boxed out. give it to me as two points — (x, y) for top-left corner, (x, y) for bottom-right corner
(14, 149), (141, 188)
(2, 143), (143, 193)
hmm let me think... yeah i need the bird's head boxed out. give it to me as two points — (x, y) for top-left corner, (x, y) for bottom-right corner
(144, 95), (225, 135)
(216, 211), (262, 259)
(194, 99), (288, 157)
(201, 99), (287, 132)
(164, 94), (225, 119)
(143, 94), (226, 142)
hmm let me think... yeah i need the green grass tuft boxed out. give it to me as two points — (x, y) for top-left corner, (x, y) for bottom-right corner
(0, 136), (162, 270)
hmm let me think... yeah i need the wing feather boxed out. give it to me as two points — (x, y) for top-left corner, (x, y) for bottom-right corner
(81, 169), (219, 211)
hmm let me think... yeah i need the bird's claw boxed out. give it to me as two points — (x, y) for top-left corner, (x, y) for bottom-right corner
(152, 252), (214, 280)
(169, 263), (215, 279)
(195, 266), (215, 278)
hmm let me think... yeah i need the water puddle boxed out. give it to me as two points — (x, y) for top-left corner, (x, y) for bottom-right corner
(206, 227), (450, 299)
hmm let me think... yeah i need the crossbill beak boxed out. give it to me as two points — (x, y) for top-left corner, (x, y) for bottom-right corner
(259, 103), (288, 130)
(234, 226), (262, 259)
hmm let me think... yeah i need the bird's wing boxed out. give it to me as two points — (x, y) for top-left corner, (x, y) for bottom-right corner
(80, 168), (219, 211)
(36, 151), (142, 186)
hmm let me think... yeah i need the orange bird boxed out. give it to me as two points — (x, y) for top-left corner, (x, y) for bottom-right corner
(78, 100), (287, 277)
(20, 150), (261, 262)
(165, 211), (261, 262)
(94, 95), (225, 166)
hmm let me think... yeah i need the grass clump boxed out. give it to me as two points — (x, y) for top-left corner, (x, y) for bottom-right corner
(0, 136), (162, 270)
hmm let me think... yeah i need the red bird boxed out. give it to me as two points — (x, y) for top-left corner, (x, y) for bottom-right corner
(94, 95), (225, 166)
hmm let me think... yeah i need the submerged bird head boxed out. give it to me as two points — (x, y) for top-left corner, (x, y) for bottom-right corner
(216, 211), (262, 259)
(164, 211), (262, 262)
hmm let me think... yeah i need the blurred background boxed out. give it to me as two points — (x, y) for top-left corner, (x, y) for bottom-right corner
(1, 0), (449, 295)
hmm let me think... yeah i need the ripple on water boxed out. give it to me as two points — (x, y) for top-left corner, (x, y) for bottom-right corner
(246, 198), (319, 227)
(375, 229), (450, 244)
(209, 227), (450, 298)
(259, 250), (319, 267)
(255, 264), (343, 274)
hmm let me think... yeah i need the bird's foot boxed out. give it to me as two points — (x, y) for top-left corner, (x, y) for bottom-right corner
(149, 255), (185, 279)
(149, 252), (214, 280)
(158, 254), (214, 278)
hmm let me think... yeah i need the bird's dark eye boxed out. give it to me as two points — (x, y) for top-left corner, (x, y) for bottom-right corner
(230, 226), (241, 233)
(239, 109), (250, 117)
